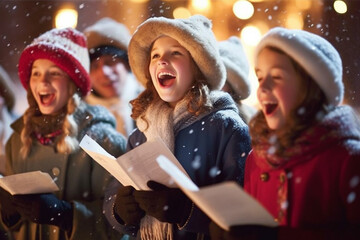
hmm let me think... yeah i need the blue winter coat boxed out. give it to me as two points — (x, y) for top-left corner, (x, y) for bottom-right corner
(104, 92), (251, 239)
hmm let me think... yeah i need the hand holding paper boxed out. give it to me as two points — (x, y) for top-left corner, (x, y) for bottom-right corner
(156, 155), (278, 231)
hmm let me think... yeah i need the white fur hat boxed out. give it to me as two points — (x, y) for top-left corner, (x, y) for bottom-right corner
(83, 17), (131, 51)
(128, 15), (226, 90)
(255, 27), (343, 106)
(218, 36), (251, 100)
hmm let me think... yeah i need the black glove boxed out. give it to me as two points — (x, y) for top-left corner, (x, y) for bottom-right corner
(133, 180), (192, 225)
(12, 193), (73, 232)
(0, 187), (21, 227)
(209, 221), (278, 240)
(113, 186), (145, 226)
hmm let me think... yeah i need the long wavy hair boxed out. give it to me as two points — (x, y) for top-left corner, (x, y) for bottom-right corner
(20, 82), (81, 159)
(249, 46), (327, 157)
(130, 49), (213, 130)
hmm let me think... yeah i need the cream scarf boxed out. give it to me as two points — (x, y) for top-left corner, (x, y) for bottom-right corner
(136, 97), (195, 240)
(136, 91), (232, 240)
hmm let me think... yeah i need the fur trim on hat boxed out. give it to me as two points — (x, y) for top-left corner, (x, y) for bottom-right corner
(218, 36), (251, 100)
(84, 17), (131, 51)
(18, 28), (91, 96)
(255, 27), (343, 106)
(128, 15), (226, 90)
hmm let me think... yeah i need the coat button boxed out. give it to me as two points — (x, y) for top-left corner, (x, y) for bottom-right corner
(52, 167), (60, 177)
(260, 172), (269, 182)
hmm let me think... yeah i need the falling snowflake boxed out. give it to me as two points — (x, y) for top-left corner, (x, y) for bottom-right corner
(192, 155), (201, 169)
(350, 176), (360, 188)
(347, 192), (356, 204)
(209, 166), (221, 177)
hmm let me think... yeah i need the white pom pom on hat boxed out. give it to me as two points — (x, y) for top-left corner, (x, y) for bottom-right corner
(218, 36), (251, 100)
(255, 27), (343, 106)
(18, 27), (91, 96)
(128, 14), (226, 91)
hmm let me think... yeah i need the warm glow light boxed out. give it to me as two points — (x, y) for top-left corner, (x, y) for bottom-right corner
(295, 0), (311, 10)
(285, 12), (303, 29)
(55, 8), (78, 29)
(334, 0), (347, 14)
(173, 7), (191, 19)
(233, 0), (254, 20)
(130, 0), (149, 3)
(191, 0), (210, 11)
(240, 25), (261, 46)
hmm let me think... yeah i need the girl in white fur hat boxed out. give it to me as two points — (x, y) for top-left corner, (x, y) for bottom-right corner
(0, 27), (127, 240)
(210, 27), (360, 239)
(103, 15), (251, 240)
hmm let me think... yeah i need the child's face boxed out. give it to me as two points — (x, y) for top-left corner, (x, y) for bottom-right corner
(255, 48), (302, 130)
(149, 36), (195, 107)
(90, 55), (129, 98)
(29, 59), (71, 115)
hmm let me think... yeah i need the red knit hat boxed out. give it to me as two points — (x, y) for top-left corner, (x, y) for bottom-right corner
(18, 27), (91, 96)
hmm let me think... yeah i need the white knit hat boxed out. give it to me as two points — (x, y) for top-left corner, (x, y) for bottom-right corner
(18, 27), (91, 96)
(255, 27), (343, 106)
(218, 36), (251, 100)
(128, 15), (226, 90)
(83, 17), (131, 51)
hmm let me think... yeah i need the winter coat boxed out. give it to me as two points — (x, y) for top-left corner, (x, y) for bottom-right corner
(86, 94), (134, 138)
(2, 104), (127, 240)
(244, 105), (360, 238)
(104, 92), (251, 240)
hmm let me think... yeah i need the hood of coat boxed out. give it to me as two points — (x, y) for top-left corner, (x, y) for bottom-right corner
(254, 105), (360, 170)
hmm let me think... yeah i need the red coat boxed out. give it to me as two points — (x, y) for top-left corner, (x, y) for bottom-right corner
(244, 106), (360, 238)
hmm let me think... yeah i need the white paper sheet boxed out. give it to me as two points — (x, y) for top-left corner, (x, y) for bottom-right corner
(0, 171), (59, 195)
(156, 156), (278, 230)
(80, 134), (188, 190)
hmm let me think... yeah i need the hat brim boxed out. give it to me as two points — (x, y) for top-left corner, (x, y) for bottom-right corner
(129, 16), (226, 90)
(18, 44), (91, 96)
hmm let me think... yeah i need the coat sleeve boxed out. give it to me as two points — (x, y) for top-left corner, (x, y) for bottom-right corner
(181, 120), (251, 235)
(68, 122), (128, 240)
(102, 129), (145, 238)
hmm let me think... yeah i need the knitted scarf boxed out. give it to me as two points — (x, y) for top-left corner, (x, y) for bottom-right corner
(136, 91), (234, 240)
(31, 110), (66, 145)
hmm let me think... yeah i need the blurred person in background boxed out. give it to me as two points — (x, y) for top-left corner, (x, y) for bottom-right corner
(84, 17), (142, 138)
(218, 36), (256, 124)
(0, 65), (17, 176)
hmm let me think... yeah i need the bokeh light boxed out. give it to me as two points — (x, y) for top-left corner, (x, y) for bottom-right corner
(55, 8), (78, 29)
(173, 7), (192, 19)
(233, 0), (254, 20)
(334, 0), (347, 14)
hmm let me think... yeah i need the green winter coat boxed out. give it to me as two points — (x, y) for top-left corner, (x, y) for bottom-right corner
(2, 104), (127, 240)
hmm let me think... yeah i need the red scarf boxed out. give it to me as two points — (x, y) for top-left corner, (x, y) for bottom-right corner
(34, 129), (63, 145)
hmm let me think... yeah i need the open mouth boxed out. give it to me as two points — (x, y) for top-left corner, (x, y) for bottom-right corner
(264, 102), (278, 115)
(39, 93), (55, 105)
(157, 72), (176, 87)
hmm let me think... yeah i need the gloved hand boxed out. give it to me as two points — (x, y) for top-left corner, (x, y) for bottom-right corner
(113, 186), (145, 226)
(133, 180), (192, 225)
(12, 193), (73, 232)
(0, 187), (21, 227)
(209, 221), (278, 240)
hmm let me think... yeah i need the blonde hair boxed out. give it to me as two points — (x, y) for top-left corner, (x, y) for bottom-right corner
(130, 53), (212, 130)
(250, 46), (327, 158)
(20, 83), (81, 159)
